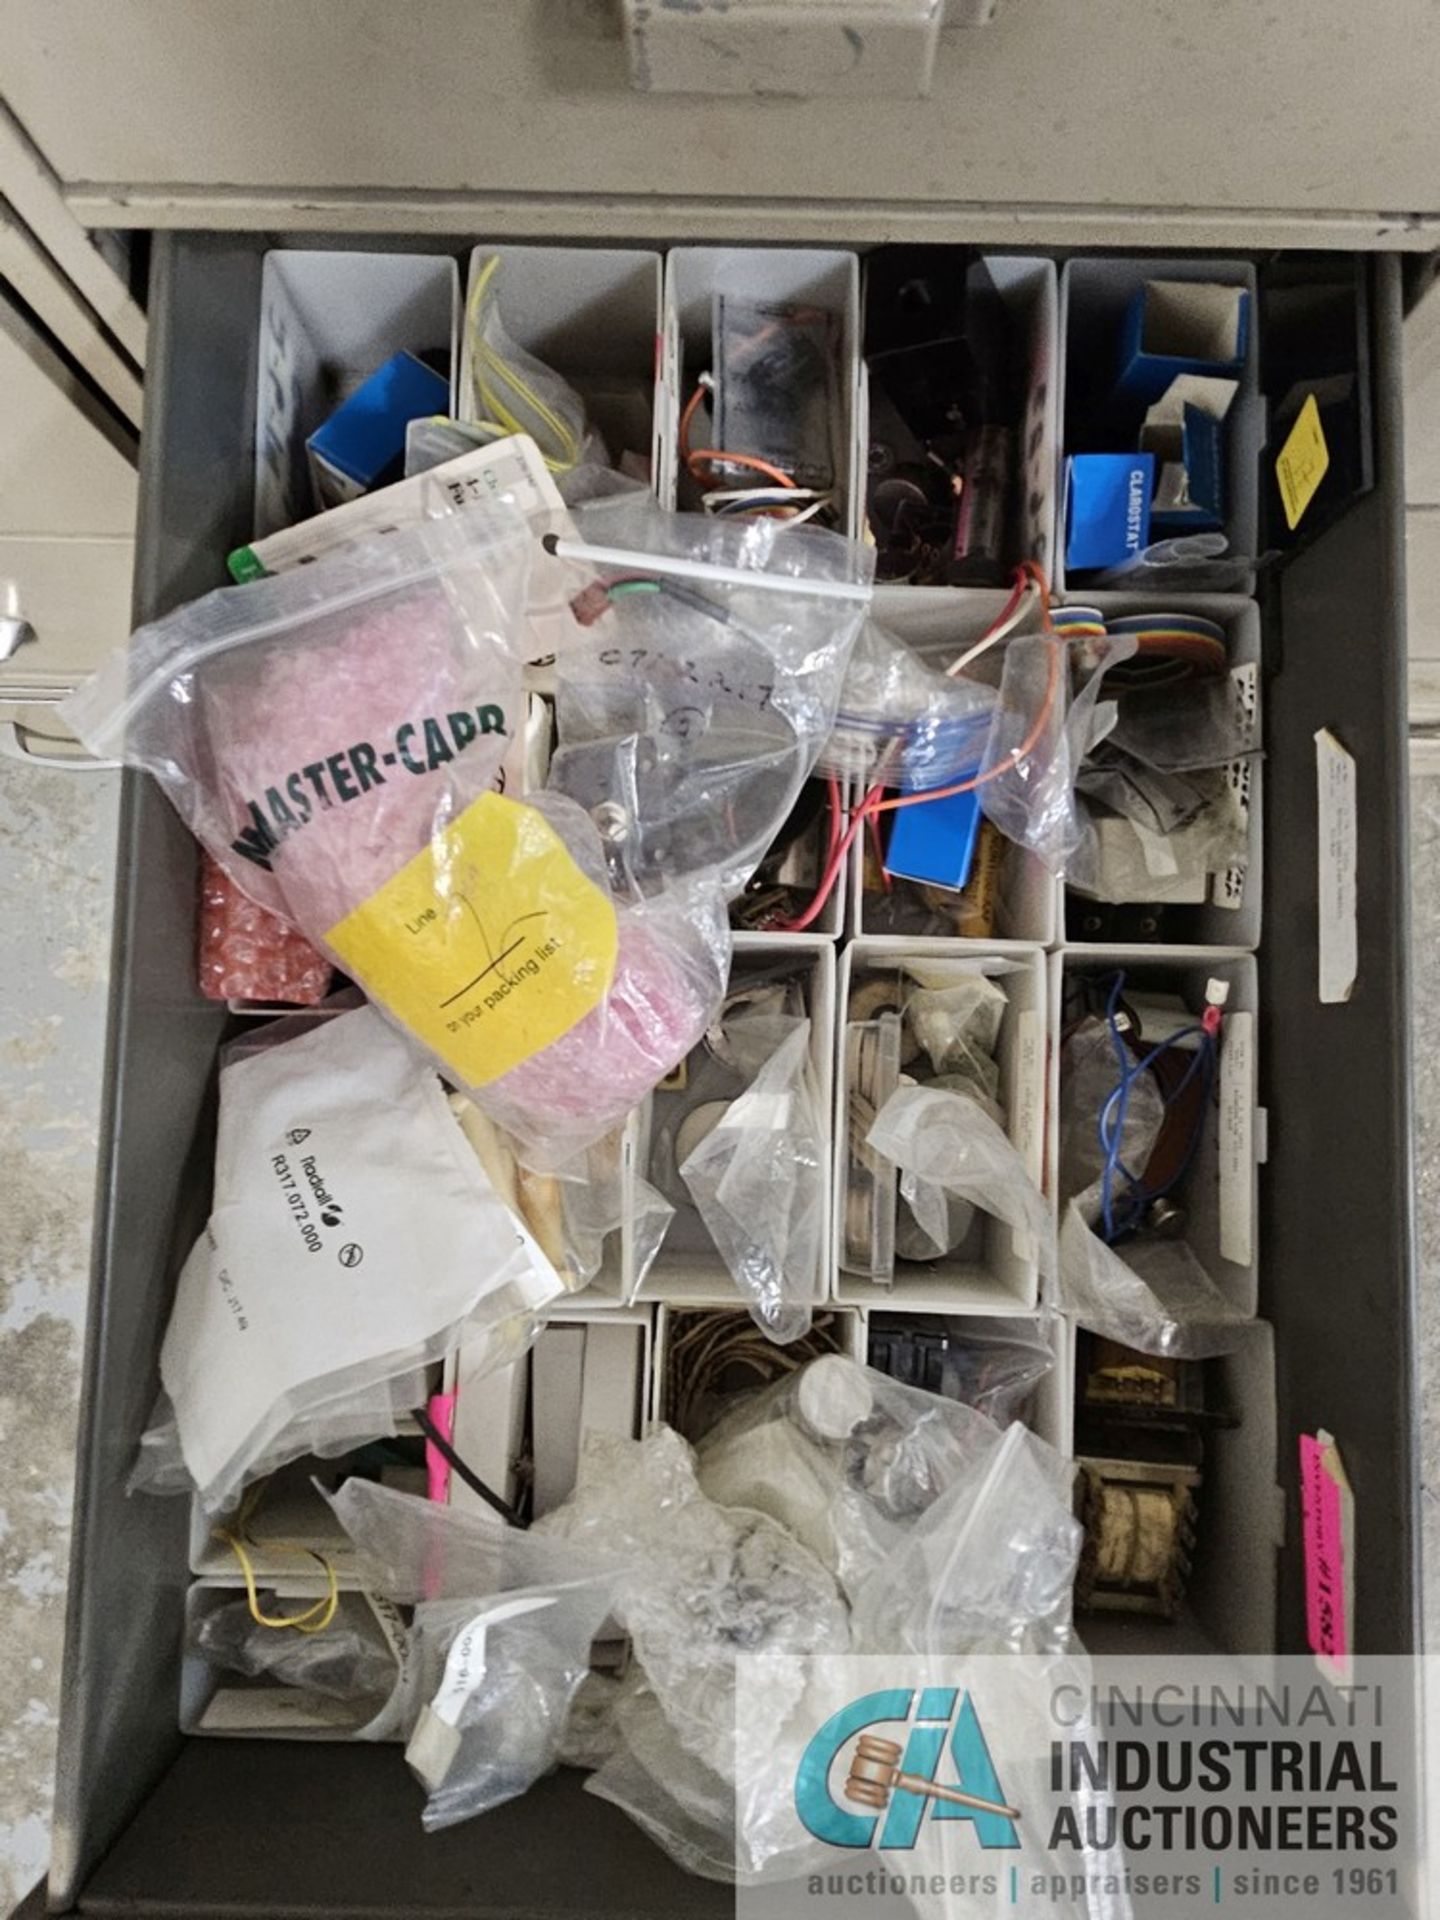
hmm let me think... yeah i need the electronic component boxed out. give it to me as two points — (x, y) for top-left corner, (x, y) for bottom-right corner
(882, 782), (982, 892)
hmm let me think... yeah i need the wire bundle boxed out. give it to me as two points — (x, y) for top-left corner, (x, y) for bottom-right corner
(1096, 971), (1219, 1243)
(779, 561), (1061, 932)
(680, 379), (837, 526)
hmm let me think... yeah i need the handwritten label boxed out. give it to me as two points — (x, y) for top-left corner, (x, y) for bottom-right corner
(1276, 393), (1331, 532)
(1300, 1430), (1354, 1685)
(1218, 1011), (1254, 1268)
(1315, 729), (1358, 1003)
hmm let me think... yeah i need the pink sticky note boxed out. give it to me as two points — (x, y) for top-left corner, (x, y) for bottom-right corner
(425, 1392), (457, 1505)
(1300, 1432), (1349, 1666)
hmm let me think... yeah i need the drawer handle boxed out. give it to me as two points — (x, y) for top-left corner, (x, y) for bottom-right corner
(0, 616), (36, 662)
(0, 718), (119, 771)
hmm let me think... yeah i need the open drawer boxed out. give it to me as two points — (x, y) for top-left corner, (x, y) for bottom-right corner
(41, 236), (1417, 1918)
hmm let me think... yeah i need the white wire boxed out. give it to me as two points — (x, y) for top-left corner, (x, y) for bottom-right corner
(945, 582), (1041, 678)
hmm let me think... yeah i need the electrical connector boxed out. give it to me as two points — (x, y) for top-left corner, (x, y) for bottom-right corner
(1202, 976), (1229, 1037)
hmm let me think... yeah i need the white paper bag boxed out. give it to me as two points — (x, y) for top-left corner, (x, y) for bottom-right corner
(161, 1005), (562, 1508)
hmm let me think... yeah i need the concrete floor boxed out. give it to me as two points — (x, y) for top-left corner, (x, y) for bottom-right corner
(0, 760), (117, 1906)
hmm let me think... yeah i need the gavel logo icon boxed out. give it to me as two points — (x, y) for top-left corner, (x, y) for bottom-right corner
(843, 1734), (1021, 1822)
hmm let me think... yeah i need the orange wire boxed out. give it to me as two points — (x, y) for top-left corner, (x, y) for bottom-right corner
(679, 381), (799, 493)
(777, 561), (1060, 933)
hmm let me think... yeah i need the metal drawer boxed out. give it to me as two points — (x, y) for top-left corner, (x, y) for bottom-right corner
(40, 234), (1417, 1918)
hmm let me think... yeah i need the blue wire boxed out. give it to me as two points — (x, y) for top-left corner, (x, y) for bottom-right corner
(1096, 970), (1215, 1242)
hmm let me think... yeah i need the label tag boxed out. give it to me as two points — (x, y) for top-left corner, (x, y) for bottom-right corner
(1300, 1430), (1354, 1685)
(325, 793), (618, 1086)
(1314, 729), (1358, 1004)
(1010, 1009), (1044, 1266)
(1217, 1011), (1254, 1268)
(1276, 392), (1331, 531)
(431, 1594), (557, 1728)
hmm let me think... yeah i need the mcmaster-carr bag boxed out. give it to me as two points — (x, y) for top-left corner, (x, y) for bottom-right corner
(66, 510), (870, 1166)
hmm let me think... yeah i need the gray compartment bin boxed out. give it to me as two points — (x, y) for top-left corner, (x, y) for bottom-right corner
(36, 236), (1419, 1918)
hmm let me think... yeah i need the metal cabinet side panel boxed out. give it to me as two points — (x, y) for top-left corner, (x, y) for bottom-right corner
(47, 235), (262, 1909)
(1263, 255), (1420, 1655)
(5, 0), (1440, 234)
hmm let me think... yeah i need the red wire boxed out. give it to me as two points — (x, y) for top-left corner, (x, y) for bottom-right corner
(777, 560), (1059, 933)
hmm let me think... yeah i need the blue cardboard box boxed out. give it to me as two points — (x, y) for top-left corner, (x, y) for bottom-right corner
(1115, 279), (1249, 409)
(1140, 372), (1238, 534)
(884, 782), (983, 892)
(1065, 452), (1155, 573)
(307, 350), (450, 510)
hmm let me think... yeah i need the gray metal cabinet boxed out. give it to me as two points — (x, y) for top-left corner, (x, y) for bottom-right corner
(28, 227), (1415, 1918)
(2, 0), (1440, 248)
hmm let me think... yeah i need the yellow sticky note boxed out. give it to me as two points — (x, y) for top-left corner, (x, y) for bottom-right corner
(1276, 392), (1330, 531)
(326, 792), (617, 1086)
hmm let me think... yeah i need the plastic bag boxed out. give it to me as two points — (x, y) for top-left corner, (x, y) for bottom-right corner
(1068, 792), (1247, 905)
(976, 630), (1134, 874)
(464, 254), (590, 475)
(586, 1683), (740, 1883)
(815, 618), (997, 795)
(906, 973), (1007, 1107)
(64, 514), (530, 931)
(476, 873), (731, 1169)
(448, 1095), (672, 1294)
(1058, 1200), (1254, 1358)
(866, 1084), (1055, 1277)
(402, 1580), (616, 1829)
(547, 498), (872, 901)
(850, 1418), (1080, 1657)
(194, 1593), (399, 1706)
(131, 1005), (562, 1513)
(327, 1478), (622, 1829)
(1076, 750), (1229, 838)
(63, 512), (728, 1168)
(679, 1019), (825, 1345)
(868, 1318), (1055, 1428)
(694, 1357), (1079, 1651)
(1059, 1015), (1167, 1228)
(535, 1427), (849, 1782)
(1105, 674), (1257, 774)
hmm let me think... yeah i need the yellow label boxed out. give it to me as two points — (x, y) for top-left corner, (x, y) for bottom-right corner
(325, 792), (617, 1086)
(1276, 392), (1330, 531)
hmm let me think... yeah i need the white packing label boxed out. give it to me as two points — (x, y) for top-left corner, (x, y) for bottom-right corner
(233, 434), (581, 683)
(430, 1593), (557, 1729)
(161, 1005), (564, 1503)
(1315, 727), (1358, 1003)
(1010, 1009), (1044, 1266)
(1013, 1009), (1044, 1190)
(1217, 1010), (1255, 1269)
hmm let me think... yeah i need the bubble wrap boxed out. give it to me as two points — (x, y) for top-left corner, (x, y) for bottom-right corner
(197, 852), (332, 1005)
(197, 591), (511, 932)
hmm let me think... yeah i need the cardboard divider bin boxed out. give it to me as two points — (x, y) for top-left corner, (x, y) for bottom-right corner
(835, 937), (1048, 1311)
(1059, 257), (1262, 596)
(1056, 946), (1263, 1316)
(1063, 591), (1264, 950)
(862, 254), (1060, 604)
(846, 589), (1059, 947)
(458, 245), (664, 484)
(252, 250), (460, 542)
(659, 247), (862, 537)
(635, 932), (836, 1308)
